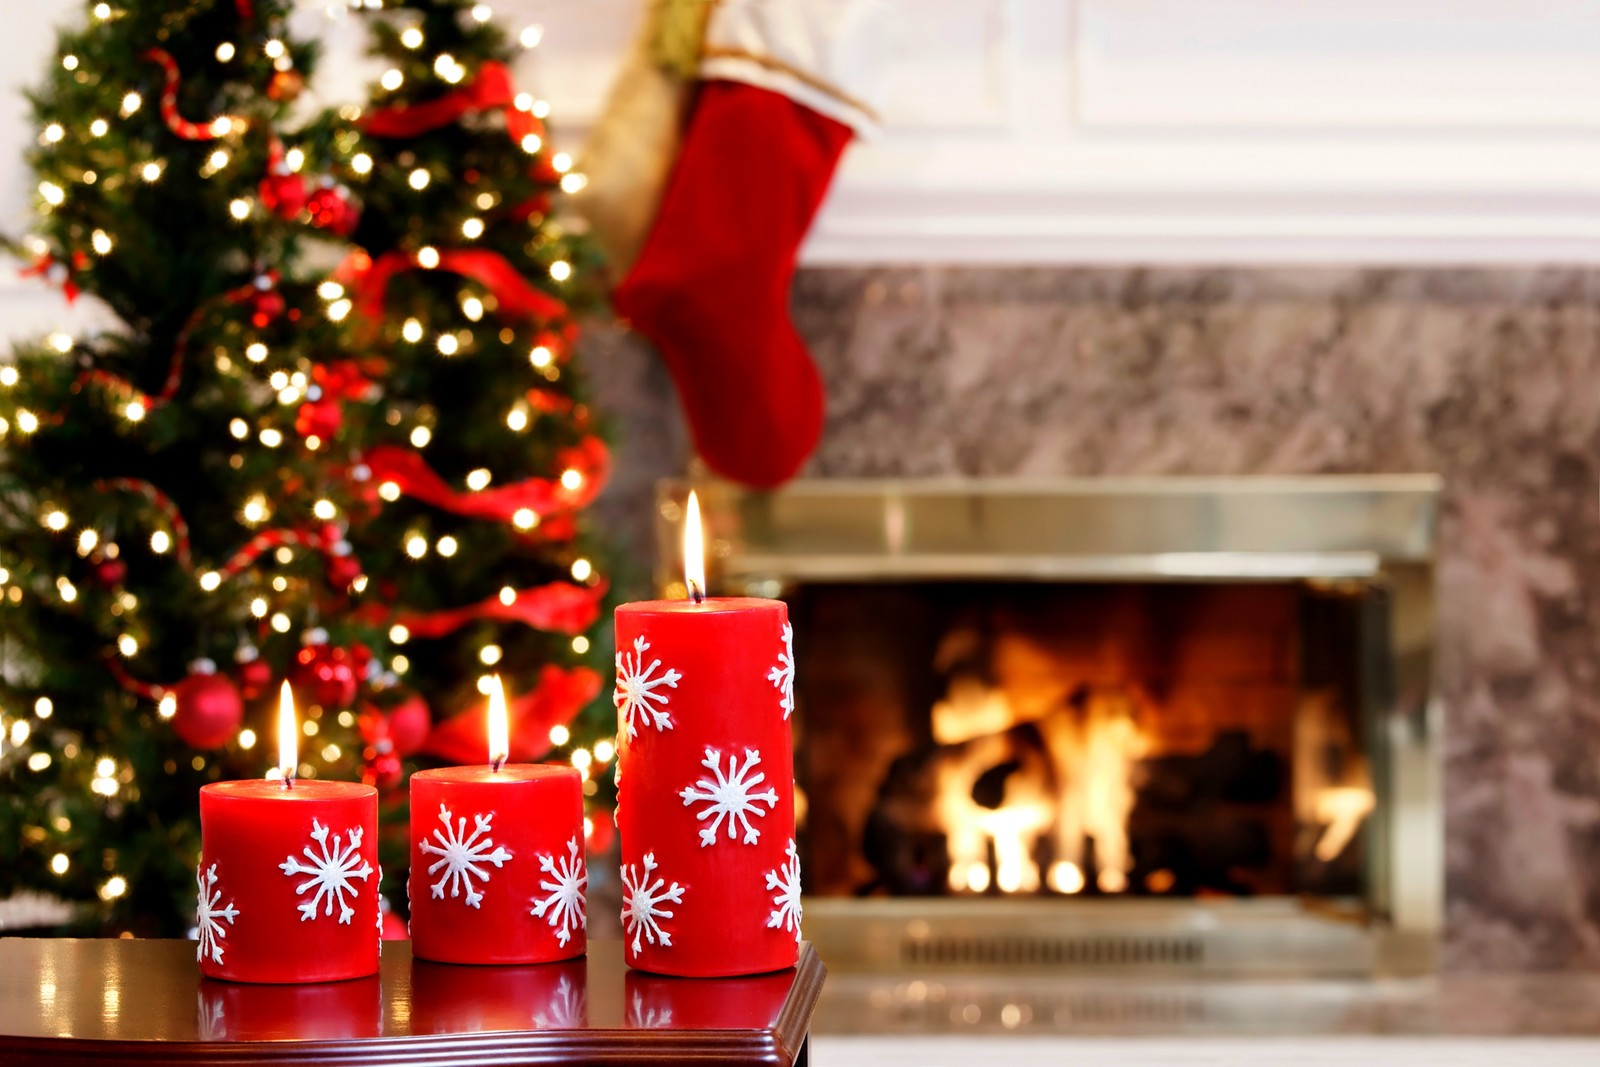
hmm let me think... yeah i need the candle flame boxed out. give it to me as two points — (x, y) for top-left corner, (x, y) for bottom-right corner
(684, 490), (705, 603)
(277, 681), (297, 787)
(487, 674), (510, 771)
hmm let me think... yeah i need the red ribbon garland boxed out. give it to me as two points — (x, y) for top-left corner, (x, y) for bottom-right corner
(362, 61), (539, 142)
(104, 655), (168, 702)
(143, 49), (244, 142)
(349, 247), (566, 334)
(216, 524), (346, 580)
(421, 664), (600, 765)
(93, 478), (193, 569)
(396, 580), (605, 640)
(19, 251), (88, 304)
(75, 274), (275, 417)
(363, 437), (609, 524)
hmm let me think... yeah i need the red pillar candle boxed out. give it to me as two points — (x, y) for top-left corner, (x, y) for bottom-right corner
(407, 676), (587, 964)
(614, 492), (801, 977)
(197, 683), (379, 984)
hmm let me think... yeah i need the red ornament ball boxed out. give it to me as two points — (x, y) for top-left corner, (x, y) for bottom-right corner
(292, 644), (359, 709)
(258, 169), (308, 220)
(268, 68), (305, 102)
(295, 397), (342, 440)
(386, 694), (431, 757)
(236, 657), (273, 701)
(93, 557), (127, 586)
(171, 671), (244, 750)
(306, 185), (359, 238)
(251, 288), (285, 330)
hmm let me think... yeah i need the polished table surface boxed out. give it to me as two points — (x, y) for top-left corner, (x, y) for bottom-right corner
(0, 937), (822, 1065)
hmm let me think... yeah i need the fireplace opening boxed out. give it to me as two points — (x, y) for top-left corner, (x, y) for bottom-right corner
(793, 581), (1377, 907)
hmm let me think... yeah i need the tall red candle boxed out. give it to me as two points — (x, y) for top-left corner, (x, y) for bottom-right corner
(615, 492), (801, 977)
(197, 684), (379, 984)
(407, 676), (588, 964)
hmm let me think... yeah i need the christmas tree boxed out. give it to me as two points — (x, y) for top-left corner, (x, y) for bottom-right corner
(0, 1), (391, 933)
(306, 2), (615, 850)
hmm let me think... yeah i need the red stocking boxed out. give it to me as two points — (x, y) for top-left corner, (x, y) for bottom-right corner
(613, 80), (852, 487)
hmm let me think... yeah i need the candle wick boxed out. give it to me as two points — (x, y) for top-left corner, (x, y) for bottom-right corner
(281, 768), (295, 792)
(689, 579), (705, 605)
(491, 754), (507, 773)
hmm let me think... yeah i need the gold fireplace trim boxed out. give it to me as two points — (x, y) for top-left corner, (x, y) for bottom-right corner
(655, 475), (1443, 976)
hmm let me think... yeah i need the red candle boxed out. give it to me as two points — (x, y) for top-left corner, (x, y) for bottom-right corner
(197, 683), (380, 984)
(408, 675), (587, 965)
(615, 492), (801, 977)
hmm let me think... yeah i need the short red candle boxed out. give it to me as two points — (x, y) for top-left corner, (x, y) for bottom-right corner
(615, 596), (801, 977)
(197, 779), (380, 984)
(408, 764), (587, 964)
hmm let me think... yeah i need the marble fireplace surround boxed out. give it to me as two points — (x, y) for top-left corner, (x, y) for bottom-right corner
(587, 267), (1600, 972)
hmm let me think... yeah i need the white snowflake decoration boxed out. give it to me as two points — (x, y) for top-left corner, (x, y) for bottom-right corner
(621, 851), (685, 954)
(419, 803), (512, 908)
(768, 621), (795, 720)
(679, 746), (779, 847)
(278, 817), (373, 924)
(615, 635), (680, 737)
(765, 838), (803, 943)
(530, 836), (588, 946)
(195, 863), (239, 964)
(533, 973), (587, 1029)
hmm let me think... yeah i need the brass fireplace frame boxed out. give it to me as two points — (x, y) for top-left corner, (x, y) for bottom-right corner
(655, 476), (1442, 976)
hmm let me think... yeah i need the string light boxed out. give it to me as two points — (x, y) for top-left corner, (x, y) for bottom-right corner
(434, 54), (461, 80)
(44, 509), (69, 531)
(28, 752), (50, 771)
(594, 738), (613, 762)
(57, 578), (77, 603)
(124, 400), (146, 422)
(270, 613), (291, 633)
(242, 496), (268, 523)
(506, 408), (528, 431)
(38, 181), (64, 206)
(250, 597), (268, 617)
(521, 25), (543, 48)
(520, 133), (542, 154)
(91, 229), (113, 254)
(549, 724), (569, 746)
(466, 468), (491, 491)
(117, 634), (138, 657)
(78, 529), (98, 554)
(0, 367), (17, 386)
(532, 100), (551, 119)
(141, 162), (163, 182)
(378, 480), (402, 502)
(389, 624), (409, 644)
(530, 345), (553, 368)
(400, 318), (424, 343)
(405, 534), (427, 559)
(472, 4), (493, 22)
(50, 854), (68, 875)
(260, 428), (283, 447)
(561, 173), (588, 194)
(437, 535), (458, 556)
(121, 91), (142, 116)
(93, 3), (111, 19)
(318, 281), (344, 300)
(239, 729), (257, 749)
(436, 334), (459, 356)
(391, 654), (408, 673)
(48, 332), (73, 353)
(351, 152), (373, 175)
(573, 635), (591, 654)
(35, 698), (52, 718)
(401, 26), (424, 48)
(381, 69), (404, 91)
(99, 877), (127, 901)
(245, 342), (267, 362)
(549, 260), (572, 282)
(43, 124), (64, 144)
(499, 586), (516, 606)
(512, 508), (538, 530)
(416, 246), (441, 269)
(149, 530), (171, 554)
(479, 643), (501, 665)
(16, 410), (39, 434)
(461, 218), (484, 239)
(285, 147), (305, 172)
(229, 198), (251, 220)
(409, 168), (430, 190)
(62, 54), (80, 71)
(264, 39), (286, 59)
(90, 118), (108, 137)
(199, 571), (221, 591)
(461, 295), (484, 320)
(571, 558), (593, 581)
(560, 468), (584, 491)
(229, 418), (249, 439)
(215, 42), (236, 62)
(571, 748), (592, 773)
(12, 721), (30, 746)
(327, 298), (352, 322)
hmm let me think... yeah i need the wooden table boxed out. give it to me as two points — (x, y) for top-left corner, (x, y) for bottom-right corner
(0, 938), (823, 1065)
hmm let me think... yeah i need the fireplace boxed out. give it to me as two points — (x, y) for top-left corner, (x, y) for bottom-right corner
(656, 477), (1441, 976)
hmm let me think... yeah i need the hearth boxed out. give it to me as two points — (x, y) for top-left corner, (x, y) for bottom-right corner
(656, 477), (1441, 976)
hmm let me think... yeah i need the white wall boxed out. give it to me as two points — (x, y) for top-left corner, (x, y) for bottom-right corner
(2, 0), (1597, 339)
